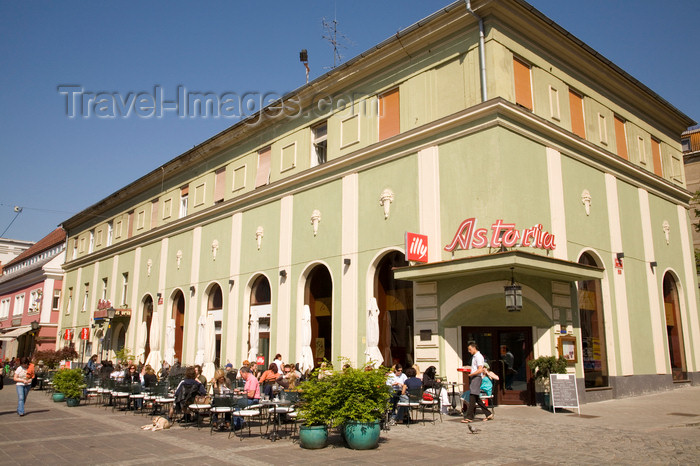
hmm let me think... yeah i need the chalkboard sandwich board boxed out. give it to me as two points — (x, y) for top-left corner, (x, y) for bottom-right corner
(549, 373), (580, 415)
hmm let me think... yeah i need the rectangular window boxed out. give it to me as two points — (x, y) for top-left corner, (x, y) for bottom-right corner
(233, 165), (246, 191)
(14, 293), (25, 316)
(179, 187), (189, 218)
(651, 138), (663, 177)
(151, 199), (159, 228)
(52, 290), (61, 311)
(214, 168), (226, 203)
(637, 136), (647, 164)
(95, 228), (103, 247)
(82, 283), (89, 312)
(107, 221), (113, 246)
(569, 90), (586, 139)
(29, 289), (40, 313)
(597, 113), (608, 145)
(548, 86), (560, 121)
(136, 210), (145, 230)
(67, 288), (73, 315)
(162, 198), (172, 219)
(513, 58), (533, 111)
(72, 239), (78, 259)
(121, 273), (129, 306)
(311, 122), (328, 167)
(378, 88), (400, 141)
(614, 115), (628, 160)
(79, 237), (86, 253)
(88, 230), (95, 253)
(101, 277), (108, 300)
(127, 211), (134, 238)
(255, 147), (272, 188)
(115, 219), (123, 239)
(0, 298), (9, 319)
(682, 138), (691, 152)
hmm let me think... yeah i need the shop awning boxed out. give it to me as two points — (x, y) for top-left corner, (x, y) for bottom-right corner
(0, 325), (33, 341)
(393, 250), (604, 283)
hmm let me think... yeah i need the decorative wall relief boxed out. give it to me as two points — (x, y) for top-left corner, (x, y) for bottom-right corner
(581, 189), (591, 216)
(211, 239), (219, 260)
(311, 210), (321, 236)
(380, 188), (394, 219)
(255, 226), (264, 250)
(146, 259), (153, 277)
(176, 250), (183, 270)
(662, 220), (670, 245)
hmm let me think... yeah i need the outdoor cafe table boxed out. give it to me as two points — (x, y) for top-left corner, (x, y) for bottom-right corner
(260, 399), (292, 441)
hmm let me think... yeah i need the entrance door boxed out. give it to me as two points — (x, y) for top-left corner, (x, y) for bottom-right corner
(461, 327), (533, 405)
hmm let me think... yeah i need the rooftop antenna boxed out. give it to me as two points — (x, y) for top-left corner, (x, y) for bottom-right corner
(321, 5), (352, 69)
(299, 49), (310, 84)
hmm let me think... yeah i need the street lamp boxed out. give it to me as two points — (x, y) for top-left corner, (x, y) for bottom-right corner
(29, 320), (40, 356)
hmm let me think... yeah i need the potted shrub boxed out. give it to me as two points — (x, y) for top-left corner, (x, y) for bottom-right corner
(52, 368), (85, 407)
(333, 363), (391, 450)
(296, 368), (335, 449)
(528, 355), (567, 409)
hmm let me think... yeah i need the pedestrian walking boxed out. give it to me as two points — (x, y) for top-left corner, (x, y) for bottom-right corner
(13, 357), (32, 416)
(461, 342), (494, 423)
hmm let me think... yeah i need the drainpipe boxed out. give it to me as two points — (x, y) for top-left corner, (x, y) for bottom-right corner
(465, 0), (488, 102)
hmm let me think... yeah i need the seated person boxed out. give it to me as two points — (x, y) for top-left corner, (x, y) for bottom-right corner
(258, 363), (280, 398)
(422, 365), (450, 414)
(386, 365), (406, 414)
(211, 369), (232, 430)
(278, 364), (298, 390)
(123, 364), (142, 410)
(142, 365), (158, 389)
(236, 366), (260, 406)
(170, 366), (206, 421)
(224, 363), (237, 386)
(391, 367), (422, 425)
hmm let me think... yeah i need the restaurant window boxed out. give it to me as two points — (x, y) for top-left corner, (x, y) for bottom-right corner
(651, 138), (663, 177)
(179, 187), (189, 218)
(577, 252), (608, 388)
(614, 115), (628, 160)
(214, 167), (226, 203)
(52, 290), (61, 311)
(513, 57), (533, 111)
(378, 88), (400, 141)
(311, 122), (328, 167)
(255, 147), (272, 188)
(569, 90), (586, 139)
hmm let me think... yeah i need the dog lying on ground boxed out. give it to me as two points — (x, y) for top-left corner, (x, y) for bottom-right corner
(141, 416), (173, 431)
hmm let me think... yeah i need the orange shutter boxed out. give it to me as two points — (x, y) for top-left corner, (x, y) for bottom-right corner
(513, 58), (533, 110)
(569, 90), (586, 138)
(651, 138), (663, 176)
(378, 88), (400, 141)
(614, 116), (628, 160)
(214, 167), (226, 202)
(255, 148), (272, 188)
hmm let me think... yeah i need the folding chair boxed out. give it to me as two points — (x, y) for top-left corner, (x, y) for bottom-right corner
(396, 388), (422, 426)
(210, 394), (236, 435)
(231, 397), (266, 440)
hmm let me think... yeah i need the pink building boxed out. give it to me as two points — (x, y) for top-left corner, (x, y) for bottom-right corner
(0, 228), (66, 360)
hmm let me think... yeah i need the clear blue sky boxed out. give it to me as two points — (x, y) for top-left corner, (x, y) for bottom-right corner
(1, 0), (698, 242)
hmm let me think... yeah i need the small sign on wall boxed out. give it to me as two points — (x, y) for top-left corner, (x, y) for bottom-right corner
(405, 232), (428, 263)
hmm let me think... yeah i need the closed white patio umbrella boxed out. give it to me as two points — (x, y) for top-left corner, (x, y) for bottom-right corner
(203, 313), (216, 381)
(145, 310), (161, 368)
(194, 314), (206, 366)
(299, 304), (314, 375)
(247, 312), (259, 363)
(365, 298), (384, 367)
(164, 318), (176, 365)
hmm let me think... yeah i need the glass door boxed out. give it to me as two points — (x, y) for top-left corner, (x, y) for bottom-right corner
(462, 327), (533, 405)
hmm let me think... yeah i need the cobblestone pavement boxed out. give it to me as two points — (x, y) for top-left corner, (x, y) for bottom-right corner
(0, 378), (698, 465)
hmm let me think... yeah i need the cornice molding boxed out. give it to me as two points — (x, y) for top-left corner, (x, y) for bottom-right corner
(63, 98), (691, 272)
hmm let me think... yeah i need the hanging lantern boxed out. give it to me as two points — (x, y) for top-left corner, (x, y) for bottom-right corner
(504, 268), (522, 312)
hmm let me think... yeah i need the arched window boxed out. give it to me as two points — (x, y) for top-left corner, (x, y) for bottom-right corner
(249, 276), (271, 368)
(207, 283), (223, 367)
(375, 251), (413, 367)
(171, 289), (185, 363)
(577, 252), (608, 388)
(305, 265), (333, 366)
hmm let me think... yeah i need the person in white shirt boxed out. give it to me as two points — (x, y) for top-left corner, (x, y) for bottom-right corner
(13, 357), (32, 416)
(461, 342), (493, 423)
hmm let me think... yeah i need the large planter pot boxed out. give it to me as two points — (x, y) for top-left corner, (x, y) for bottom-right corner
(66, 397), (80, 407)
(299, 425), (328, 449)
(52, 393), (65, 402)
(343, 420), (381, 450)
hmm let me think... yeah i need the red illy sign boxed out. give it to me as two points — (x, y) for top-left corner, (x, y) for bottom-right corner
(444, 218), (556, 252)
(80, 328), (90, 340)
(63, 329), (74, 340)
(405, 232), (428, 263)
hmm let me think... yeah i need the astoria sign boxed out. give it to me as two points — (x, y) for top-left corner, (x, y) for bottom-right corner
(444, 218), (556, 252)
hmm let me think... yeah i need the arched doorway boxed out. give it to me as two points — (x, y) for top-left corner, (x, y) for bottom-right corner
(305, 265), (332, 366)
(142, 295), (154, 361)
(375, 251), (414, 367)
(172, 289), (185, 364)
(249, 276), (271, 368)
(577, 252), (608, 388)
(663, 273), (687, 381)
(207, 283), (223, 367)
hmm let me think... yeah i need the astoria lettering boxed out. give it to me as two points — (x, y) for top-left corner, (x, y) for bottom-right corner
(444, 218), (556, 252)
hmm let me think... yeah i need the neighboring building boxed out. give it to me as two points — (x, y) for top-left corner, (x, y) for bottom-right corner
(682, 125), (700, 251)
(0, 228), (66, 360)
(59, 0), (698, 405)
(0, 237), (33, 274)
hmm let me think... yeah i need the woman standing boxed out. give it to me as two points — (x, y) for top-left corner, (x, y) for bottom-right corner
(13, 357), (31, 417)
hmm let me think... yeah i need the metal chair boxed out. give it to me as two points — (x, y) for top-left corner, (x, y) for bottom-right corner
(210, 394), (236, 435)
(232, 397), (266, 440)
(395, 388), (422, 426)
(420, 389), (442, 424)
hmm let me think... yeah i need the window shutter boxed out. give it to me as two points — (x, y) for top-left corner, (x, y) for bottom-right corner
(614, 116), (628, 160)
(513, 58), (533, 110)
(569, 90), (586, 139)
(378, 88), (400, 141)
(651, 138), (663, 177)
(214, 168), (226, 202)
(255, 148), (272, 188)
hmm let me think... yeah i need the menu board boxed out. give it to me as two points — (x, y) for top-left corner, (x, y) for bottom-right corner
(549, 373), (580, 414)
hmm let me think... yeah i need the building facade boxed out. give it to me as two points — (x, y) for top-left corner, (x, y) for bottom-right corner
(682, 125), (700, 252)
(0, 228), (66, 360)
(59, 0), (698, 404)
(0, 237), (33, 274)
